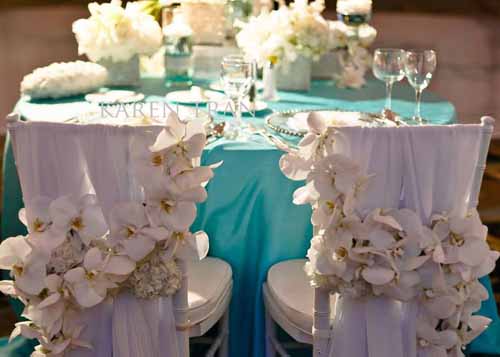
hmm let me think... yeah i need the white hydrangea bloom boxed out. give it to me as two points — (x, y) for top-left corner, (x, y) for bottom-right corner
(73, 0), (162, 63)
(20, 61), (107, 99)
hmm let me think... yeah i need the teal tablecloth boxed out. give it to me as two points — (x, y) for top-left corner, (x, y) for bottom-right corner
(2, 78), (499, 357)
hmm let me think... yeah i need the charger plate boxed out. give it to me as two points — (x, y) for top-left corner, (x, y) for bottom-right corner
(265, 109), (397, 137)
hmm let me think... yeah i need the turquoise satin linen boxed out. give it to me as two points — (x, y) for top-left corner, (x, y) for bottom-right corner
(2, 78), (498, 357)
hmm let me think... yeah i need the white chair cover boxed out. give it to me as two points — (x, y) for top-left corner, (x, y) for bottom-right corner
(328, 125), (483, 357)
(9, 121), (179, 357)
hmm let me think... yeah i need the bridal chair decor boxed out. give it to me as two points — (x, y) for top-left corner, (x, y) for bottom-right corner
(1, 112), (232, 357)
(73, 0), (163, 86)
(264, 114), (498, 357)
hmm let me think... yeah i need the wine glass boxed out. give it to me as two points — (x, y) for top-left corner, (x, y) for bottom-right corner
(373, 48), (406, 116)
(404, 50), (437, 124)
(221, 55), (253, 138)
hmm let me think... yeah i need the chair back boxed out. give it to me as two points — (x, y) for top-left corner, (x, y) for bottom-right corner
(309, 118), (496, 357)
(7, 117), (209, 357)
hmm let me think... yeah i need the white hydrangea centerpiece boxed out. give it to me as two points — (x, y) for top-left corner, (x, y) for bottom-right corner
(73, 0), (163, 86)
(20, 61), (108, 99)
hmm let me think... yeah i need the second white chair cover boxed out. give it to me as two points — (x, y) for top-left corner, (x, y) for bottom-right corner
(327, 125), (482, 357)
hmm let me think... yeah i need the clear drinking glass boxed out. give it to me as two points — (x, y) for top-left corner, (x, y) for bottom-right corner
(221, 55), (253, 137)
(404, 50), (437, 124)
(373, 48), (406, 115)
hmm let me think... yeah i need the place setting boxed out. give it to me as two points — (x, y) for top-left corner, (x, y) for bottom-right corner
(2, 1), (499, 357)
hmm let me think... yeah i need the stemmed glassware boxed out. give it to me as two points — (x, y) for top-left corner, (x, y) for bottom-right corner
(404, 50), (437, 124)
(221, 54), (253, 138)
(372, 48), (405, 117)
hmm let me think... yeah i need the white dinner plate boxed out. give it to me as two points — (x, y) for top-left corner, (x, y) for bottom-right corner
(85, 90), (145, 105)
(166, 87), (225, 105)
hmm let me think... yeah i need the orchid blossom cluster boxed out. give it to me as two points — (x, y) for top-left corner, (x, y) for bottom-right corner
(279, 113), (499, 356)
(72, 0), (163, 63)
(235, 0), (329, 67)
(0, 112), (217, 356)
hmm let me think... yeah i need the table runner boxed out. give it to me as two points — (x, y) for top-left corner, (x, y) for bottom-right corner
(2, 78), (499, 357)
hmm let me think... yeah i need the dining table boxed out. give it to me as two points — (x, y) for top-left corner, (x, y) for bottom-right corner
(2, 76), (499, 357)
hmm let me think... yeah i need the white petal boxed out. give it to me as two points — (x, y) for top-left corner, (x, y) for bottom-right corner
(44, 274), (62, 292)
(84, 247), (103, 271)
(0, 236), (31, 269)
(79, 204), (108, 245)
(104, 255), (135, 275)
(361, 266), (395, 285)
(368, 229), (394, 250)
(307, 111), (326, 134)
(64, 267), (86, 284)
(38, 292), (61, 309)
(122, 236), (156, 261)
(279, 154), (310, 181)
(73, 282), (105, 308)
(459, 240), (489, 266)
(49, 195), (79, 230)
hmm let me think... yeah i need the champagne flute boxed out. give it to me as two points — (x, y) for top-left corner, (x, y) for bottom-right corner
(404, 50), (437, 124)
(373, 48), (406, 116)
(221, 55), (253, 138)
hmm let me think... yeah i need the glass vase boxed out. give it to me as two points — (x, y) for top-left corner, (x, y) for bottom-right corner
(99, 55), (140, 87)
(164, 35), (194, 87)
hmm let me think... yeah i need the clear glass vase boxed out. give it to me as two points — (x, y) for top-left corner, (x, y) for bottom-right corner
(99, 55), (140, 87)
(164, 35), (194, 87)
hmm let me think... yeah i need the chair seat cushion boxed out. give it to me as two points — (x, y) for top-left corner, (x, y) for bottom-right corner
(187, 257), (232, 324)
(267, 259), (335, 334)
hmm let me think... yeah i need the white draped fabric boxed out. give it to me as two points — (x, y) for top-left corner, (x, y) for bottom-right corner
(9, 121), (179, 357)
(328, 125), (483, 357)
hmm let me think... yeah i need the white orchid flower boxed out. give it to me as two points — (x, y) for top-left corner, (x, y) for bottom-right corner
(0, 236), (46, 295)
(109, 202), (170, 261)
(417, 261), (462, 319)
(64, 247), (134, 308)
(19, 197), (66, 254)
(432, 210), (489, 267)
(31, 311), (91, 357)
(301, 112), (337, 162)
(49, 194), (108, 246)
(28, 274), (71, 338)
(150, 112), (206, 160)
(145, 191), (197, 232)
(310, 154), (362, 203)
(416, 313), (460, 357)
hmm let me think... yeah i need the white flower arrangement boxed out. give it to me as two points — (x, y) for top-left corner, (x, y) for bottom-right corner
(20, 61), (108, 99)
(72, 0), (163, 63)
(0, 112), (219, 356)
(280, 113), (499, 356)
(236, 0), (329, 67)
